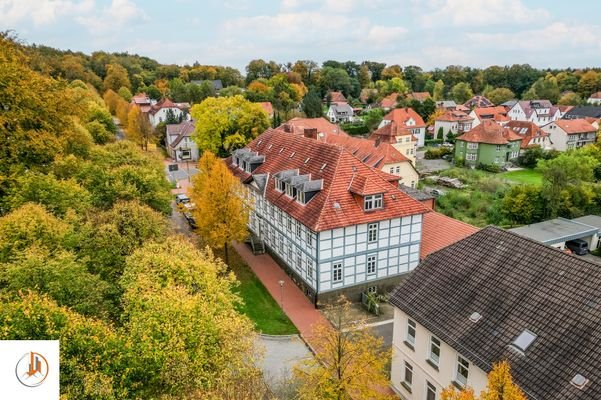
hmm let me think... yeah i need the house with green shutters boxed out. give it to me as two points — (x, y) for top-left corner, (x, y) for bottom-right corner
(454, 120), (523, 167)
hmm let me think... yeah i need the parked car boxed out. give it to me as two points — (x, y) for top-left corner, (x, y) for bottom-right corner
(566, 239), (588, 255)
(430, 188), (445, 197)
(183, 212), (197, 229)
(175, 194), (190, 205)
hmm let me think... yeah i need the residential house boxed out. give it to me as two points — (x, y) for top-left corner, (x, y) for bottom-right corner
(587, 92), (601, 105)
(500, 100), (518, 110)
(165, 120), (198, 161)
(130, 92), (155, 113)
(455, 120), (522, 166)
(463, 95), (493, 109)
(509, 216), (601, 252)
(541, 118), (597, 151)
(469, 106), (510, 128)
(507, 100), (561, 126)
(380, 93), (400, 110)
(377, 107), (427, 147)
(435, 100), (457, 111)
(227, 128), (430, 304)
(325, 91), (347, 104)
(563, 106), (601, 120)
(147, 98), (190, 127)
(505, 120), (553, 151)
(558, 105), (575, 117)
(406, 92), (431, 103)
(258, 101), (274, 118)
(326, 102), (355, 123)
(398, 185), (437, 211)
(280, 118), (420, 188)
(433, 110), (474, 140)
(369, 123), (417, 163)
(390, 226), (601, 400)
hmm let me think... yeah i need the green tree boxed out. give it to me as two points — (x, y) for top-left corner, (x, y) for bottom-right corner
(103, 63), (131, 92)
(433, 79), (445, 101)
(526, 74), (560, 103)
(86, 120), (114, 144)
(303, 88), (324, 118)
(319, 66), (352, 96)
(501, 185), (544, 226)
(557, 92), (582, 106)
(578, 70), (601, 98)
(451, 82), (474, 103)
(486, 87), (515, 105)
(363, 108), (385, 131)
(117, 86), (133, 101)
(189, 152), (252, 264)
(191, 95), (270, 156)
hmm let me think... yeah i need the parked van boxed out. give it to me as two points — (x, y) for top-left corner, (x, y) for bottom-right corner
(566, 239), (588, 255)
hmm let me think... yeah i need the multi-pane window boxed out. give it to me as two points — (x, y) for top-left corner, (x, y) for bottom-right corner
(367, 255), (377, 275)
(367, 223), (378, 243)
(306, 261), (313, 280)
(277, 209), (283, 224)
(296, 252), (302, 271)
(406, 319), (416, 345)
(456, 356), (469, 387)
(288, 244), (293, 263)
(367, 285), (377, 294)
(296, 222), (302, 238)
(332, 262), (343, 282)
(306, 231), (313, 248)
(364, 194), (383, 211)
(466, 153), (477, 161)
(278, 238), (284, 254)
(426, 381), (437, 400)
(389, 167), (394, 173)
(403, 361), (413, 387)
(286, 217), (292, 231)
(429, 336), (441, 366)
(297, 191), (306, 204)
(467, 142), (478, 150)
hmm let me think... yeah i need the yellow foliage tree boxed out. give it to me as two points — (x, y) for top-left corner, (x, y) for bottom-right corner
(293, 297), (396, 400)
(442, 361), (527, 400)
(189, 151), (252, 265)
(126, 105), (153, 150)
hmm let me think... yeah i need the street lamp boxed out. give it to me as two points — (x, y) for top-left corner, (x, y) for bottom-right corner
(278, 280), (285, 310)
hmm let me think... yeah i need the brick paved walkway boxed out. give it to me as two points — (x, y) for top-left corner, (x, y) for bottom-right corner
(232, 242), (329, 346)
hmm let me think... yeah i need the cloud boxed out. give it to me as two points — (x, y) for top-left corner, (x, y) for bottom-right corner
(366, 25), (407, 43)
(75, 0), (148, 33)
(0, 0), (94, 26)
(421, 0), (550, 27)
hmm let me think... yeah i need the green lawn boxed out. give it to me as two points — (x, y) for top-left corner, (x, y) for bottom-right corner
(500, 169), (543, 185)
(224, 247), (298, 335)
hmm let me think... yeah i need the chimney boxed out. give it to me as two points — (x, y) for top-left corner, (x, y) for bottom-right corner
(304, 128), (318, 140)
(283, 124), (292, 133)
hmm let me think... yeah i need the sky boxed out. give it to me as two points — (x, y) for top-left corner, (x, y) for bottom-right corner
(1, 0), (600, 73)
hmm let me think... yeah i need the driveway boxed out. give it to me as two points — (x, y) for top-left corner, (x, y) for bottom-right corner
(258, 335), (312, 386)
(165, 163), (199, 186)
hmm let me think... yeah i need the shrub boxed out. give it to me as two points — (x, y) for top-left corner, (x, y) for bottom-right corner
(425, 139), (443, 147)
(476, 163), (502, 173)
(340, 122), (369, 136)
(425, 147), (453, 159)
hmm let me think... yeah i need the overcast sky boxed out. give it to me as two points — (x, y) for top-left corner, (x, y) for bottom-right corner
(2, 0), (600, 72)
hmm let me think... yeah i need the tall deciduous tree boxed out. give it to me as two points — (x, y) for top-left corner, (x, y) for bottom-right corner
(191, 95), (270, 156)
(189, 152), (252, 264)
(126, 105), (153, 150)
(294, 297), (395, 400)
(441, 361), (526, 400)
(486, 88), (515, 105)
(103, 63), (131, 92)
(433, 79), (445, 101)
(451, 82), (474, 103)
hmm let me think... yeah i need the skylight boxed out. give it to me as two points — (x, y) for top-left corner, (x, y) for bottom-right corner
(469, 312), (482, 323)
(571, 374), (589, 389)
(512, 330), (537, 352)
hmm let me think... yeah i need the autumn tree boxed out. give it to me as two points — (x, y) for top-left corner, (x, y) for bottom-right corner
(103, 63), (131, 92)
(294, 297), (395, 400)
(442, 361), (526, 400)
(433, 79), (445, 101)
(486, 88), (515, 105)
(578, 70), (601, 98)
(558, 92), (582, 106)
(191, 95), (270, 156)
(127, 105), (153, 150)
(189, 151), (251, 264)
(500, 184), (544, 226)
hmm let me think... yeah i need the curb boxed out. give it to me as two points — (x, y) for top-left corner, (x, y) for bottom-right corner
(259, 333), (301, 341)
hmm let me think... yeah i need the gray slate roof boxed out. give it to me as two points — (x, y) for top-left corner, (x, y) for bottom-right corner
(398, 184), (435, 201)
(389, 226), (601, 400)
(509, 218), (598, 245)
(563, 106), (601, 119)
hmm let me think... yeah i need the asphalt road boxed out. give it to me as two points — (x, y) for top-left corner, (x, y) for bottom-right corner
(370, 321), (394, 348)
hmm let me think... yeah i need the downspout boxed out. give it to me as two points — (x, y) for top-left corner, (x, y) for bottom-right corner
(314, 230), (319, 308)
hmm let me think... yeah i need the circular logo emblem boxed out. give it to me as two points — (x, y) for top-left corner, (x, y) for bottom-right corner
(15, 352), (49, 387)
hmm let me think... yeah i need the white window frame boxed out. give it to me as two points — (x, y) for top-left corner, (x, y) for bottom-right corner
(406, 319), (416, 345)
(456, 355), (469, 387)
(426, 381), (437, 400)
(366, 255), (377, 275)
(403, 361), (413, 388)
(367, 223), (378, 243)
(306, 231), (313, 248)
(429, 336), (441, 366)
(364, 194), (383, 211)
(296, 222), (302, 239)
(332, 262), (343, 282)
(467, 142), (478, 150)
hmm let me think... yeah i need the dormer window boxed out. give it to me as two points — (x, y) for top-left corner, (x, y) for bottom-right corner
(274, 177), (285, 192)
(364, 194), (383, 211)
(297, 191), (306, 204)
(285, 183), (296, 198)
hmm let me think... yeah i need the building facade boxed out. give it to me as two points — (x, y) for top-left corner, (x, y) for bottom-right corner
(541, 118), (597, 151)
(166, 120), (199, 161)
(433, 111), (474, 140)
(455, 121), (522, 166)
(228, 128), (428, 304)
(377, 108), (426, 147)
(507, 100), (561, 126)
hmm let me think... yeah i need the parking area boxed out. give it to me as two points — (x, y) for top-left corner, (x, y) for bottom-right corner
(165, 162), (199, 185)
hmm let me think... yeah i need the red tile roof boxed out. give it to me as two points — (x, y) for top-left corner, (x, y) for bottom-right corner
(436, 110), (474, 122)
(382, 107), (426, 128)
(505, 120), (549, 149)
(226, 128), (428, 232)
(327, 91), (347, 103)
(406, 92), (430, 102)
(472, 106), (509, 123)
(589, 92), (601, 99)
(380, 93), (399, 109)
(368, 123), (416, 144)
(457, 120), (523, 145)
(280, 117), (348, 137)
(463, 95), (493, 108)
(131, 92), (151, 105)
(558, 105), (575, 113)
(148, 98), (190, 115)
(554, 118), (597, 134)
(420, 212), (478, 259)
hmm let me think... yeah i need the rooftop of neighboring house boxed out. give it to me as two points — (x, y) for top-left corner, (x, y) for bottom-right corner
(454, 104), (471, 113)
(148, 98), (191, 115)
(419, 211), (478, 258)
(368, 123), (417, 144)
(501, 100), (518, 109)
(380, 92), (400, 109)
(457, 120), (522, 145)
(398, 184), (435, 203)
(390, 226), (601, 400)
(436, 100), (457, 109)
(166, 120), (196, 148)
(131, 92), (152, 105)
(572, 215), (601, 232)
(552, 118), (597, 134)
(589, 91), (601, 99)
(328, 102), (354, 114)
(509, 217), (598, 245)
(563, 106), (601, 119)
(406, 92), (431, 102)
(516, 100), (559, 118)
(326, 91), (347, 103)
(436, 110), (474, 122)
(471, 106), (510, 123)
(505, 120), (550, 149)
(558, 105), (575, 114)
(464, 95), (493, 108)
(226, 128), (429, 232)
(382, 107), (426, 128)
(258, 101), (274, 116)
(280, 117), (348, 137)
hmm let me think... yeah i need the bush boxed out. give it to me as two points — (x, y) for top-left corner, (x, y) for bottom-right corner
(425, 147), (452, 159)
(476, 163), (502, 173)
(425, 139), (443, 147)
(340, 123), (369, 136)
